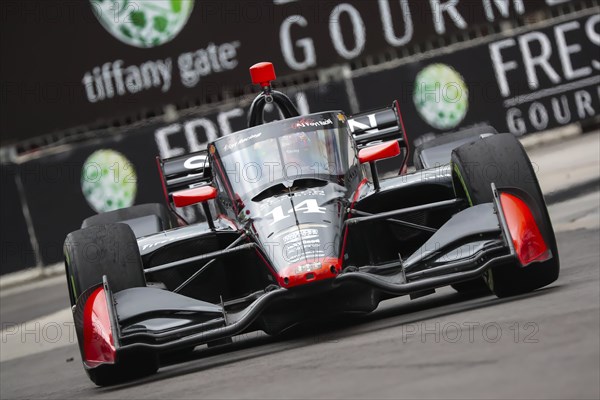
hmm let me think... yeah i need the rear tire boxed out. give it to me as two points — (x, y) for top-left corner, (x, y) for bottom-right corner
(413, 125), (497, 169)
(82, 203), (176, 235)
(451, 134), (559, 298)
(64, 223), (146, 304)
(64, 223), (158, 385)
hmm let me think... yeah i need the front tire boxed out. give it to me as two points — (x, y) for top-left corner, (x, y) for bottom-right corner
(413, 130), (494, 295)
(64, 223), (158, 385)
(451, 134), (559, 298)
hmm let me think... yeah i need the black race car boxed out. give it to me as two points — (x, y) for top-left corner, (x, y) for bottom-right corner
(64, 62), (559, 385)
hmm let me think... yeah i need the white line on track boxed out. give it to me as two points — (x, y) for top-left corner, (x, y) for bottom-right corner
(1, 307), (74, 363)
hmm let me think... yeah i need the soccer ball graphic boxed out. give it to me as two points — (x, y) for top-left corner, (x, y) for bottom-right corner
(413, 64), (469, 130)
(81, 149), (137, 213)
(91, 0), (194, 48)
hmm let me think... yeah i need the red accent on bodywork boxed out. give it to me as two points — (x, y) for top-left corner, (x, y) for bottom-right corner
(83, 287), (116, 368)
(173, 186), (218, 208)
(252, 173), (368, 288)
(250, 62), (276, 86)
(279, 257), (342, 288)
(272, 179), (368, 288)
(500, 193), (551, 266)
(358, 141), (401, 164)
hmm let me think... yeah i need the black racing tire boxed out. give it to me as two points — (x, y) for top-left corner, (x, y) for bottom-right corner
(450, 279), (491, 295)
(82, 203), (184, 291)
(64, 223), (146, 304)
(413, 125), (498, 169)
(82, 203), (176, 232)
(86, 350), (159, 387)
(63, 223), (158, 385)
(451, 134), (559, 298)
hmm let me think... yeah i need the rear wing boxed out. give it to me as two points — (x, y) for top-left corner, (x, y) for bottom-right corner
(348, 100), (410, 173)
(156, 151), (211, 206)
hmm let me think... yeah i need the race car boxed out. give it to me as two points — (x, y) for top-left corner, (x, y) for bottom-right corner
(64, 62), (559, 386)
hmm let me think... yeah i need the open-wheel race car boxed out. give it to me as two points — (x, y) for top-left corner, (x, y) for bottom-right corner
(64, 62), (559, 385)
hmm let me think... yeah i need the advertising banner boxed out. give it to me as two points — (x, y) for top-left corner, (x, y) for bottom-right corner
(1, 0), (579, 143)
(8, 8), (599, 269)
(352, 12), (600, 141)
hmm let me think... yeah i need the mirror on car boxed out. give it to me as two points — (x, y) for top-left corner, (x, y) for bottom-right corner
(173, 186), (218, 208)
(358, 140), (401, 164)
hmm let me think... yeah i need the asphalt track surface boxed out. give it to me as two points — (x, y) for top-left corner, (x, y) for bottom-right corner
(1, 190), (599, 399)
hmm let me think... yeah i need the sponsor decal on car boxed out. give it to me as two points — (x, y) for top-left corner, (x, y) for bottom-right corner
(224, 132), (263, 151)
(282, 229), (320, 244)
(292, 118), (334, 129)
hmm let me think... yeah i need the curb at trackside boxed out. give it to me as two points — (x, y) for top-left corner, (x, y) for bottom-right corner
(0, 124), (589, 291)
(0, 263), (64, 295)
(519, 123), (581, 150)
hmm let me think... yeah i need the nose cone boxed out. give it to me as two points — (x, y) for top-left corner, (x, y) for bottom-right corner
(274, 222), (343, 287)
(249, 185), (346, 288)
(278, 256), (342, 288)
